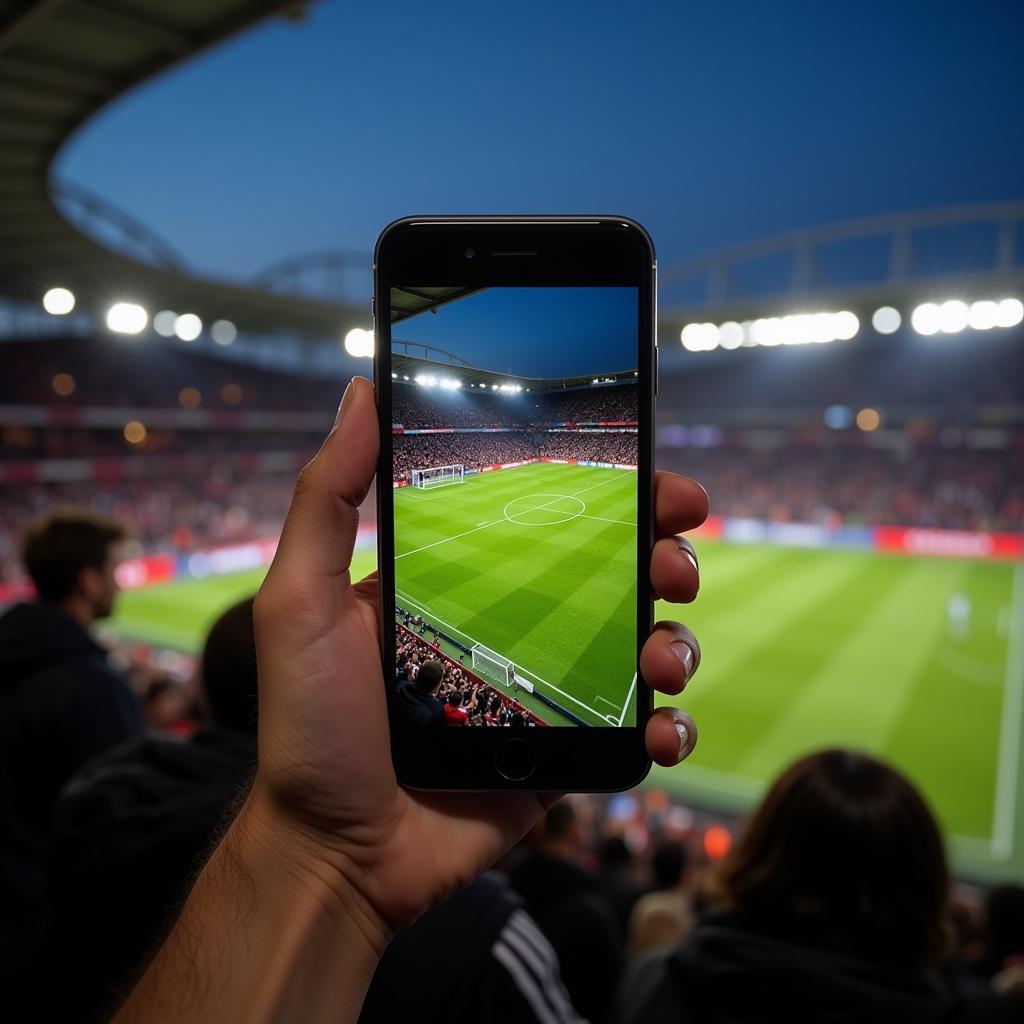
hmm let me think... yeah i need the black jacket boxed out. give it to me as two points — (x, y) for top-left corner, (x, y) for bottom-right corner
(0, 602), (141, 985)
(616, 910), (1016, 1024)
(509, 850), (624, 1024)
(396, 679), (445, 727)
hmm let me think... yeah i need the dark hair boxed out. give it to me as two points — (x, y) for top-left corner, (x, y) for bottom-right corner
(984, 885), (1024, 961)
(599, 835), (632, 870)
(416, 660), (444, 693)
(201, 597), (258, 735)
(22, 509), (126, 603)
(545, 799), (577, 841)
(713, 749), (951, 969)
(651, 840), (688, 889)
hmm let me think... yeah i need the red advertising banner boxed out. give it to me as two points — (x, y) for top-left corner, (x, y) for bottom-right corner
(874, 526), (1024, 562)
(114, 554), (176, 590)
(691, 515), (724, 541)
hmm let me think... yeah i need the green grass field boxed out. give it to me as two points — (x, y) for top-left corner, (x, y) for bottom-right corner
(107, 464), (1023, 878)
(396, 463), (638, 726)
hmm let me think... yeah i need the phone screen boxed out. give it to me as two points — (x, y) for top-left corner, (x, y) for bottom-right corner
(389, 285), (640, 729)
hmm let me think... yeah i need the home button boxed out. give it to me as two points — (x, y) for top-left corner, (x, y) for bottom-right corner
(494, 738), (536, 782)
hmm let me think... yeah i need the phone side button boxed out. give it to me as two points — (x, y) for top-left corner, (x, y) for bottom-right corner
(494, 738), (537, 782)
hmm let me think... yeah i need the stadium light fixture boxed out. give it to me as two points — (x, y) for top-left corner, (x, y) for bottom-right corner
(391, 372), (397, 379)
(211, 319), (237, 346)
(106, 302), (148, 335)
(153, 310), (177, 337)
(872, 306), (901, 334)
(680, 322), (720, 352)
(968, 300), (998, 330)
(937, 300), (969, 334)
(911, 303), (941, 336)
(42, 287), (75, 315)
(718, 321), (743, 349)
(996, 297), (1024, 328)
(174, 313), (203, 342)
(343, 327), (374, 358)
(833, 311), (859, 340)
(856, 407), (881, 432)
(123, 420), (147, 444)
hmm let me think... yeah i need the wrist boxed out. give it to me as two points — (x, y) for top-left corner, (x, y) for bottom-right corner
(240, 778), (394, 963)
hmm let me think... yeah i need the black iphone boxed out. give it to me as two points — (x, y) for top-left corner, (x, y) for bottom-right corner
(374, 216), (656, 790)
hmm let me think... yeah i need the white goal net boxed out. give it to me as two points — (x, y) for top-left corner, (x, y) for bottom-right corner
(471, 644), (534, 693)
(411, 464), (465, 489)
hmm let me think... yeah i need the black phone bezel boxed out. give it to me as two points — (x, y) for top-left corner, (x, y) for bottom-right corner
(373, 215), (656, 791)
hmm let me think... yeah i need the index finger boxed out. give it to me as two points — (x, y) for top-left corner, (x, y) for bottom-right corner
(655, 471), (709, 538)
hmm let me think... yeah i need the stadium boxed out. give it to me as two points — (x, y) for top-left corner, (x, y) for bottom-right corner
(1, 2), (1023, 1020)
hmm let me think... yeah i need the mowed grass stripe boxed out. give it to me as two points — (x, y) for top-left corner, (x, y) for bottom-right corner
(396, 465), (637, 724)
(882, 560), (1010, 843)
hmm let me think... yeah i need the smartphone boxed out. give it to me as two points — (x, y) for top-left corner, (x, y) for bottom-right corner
(374, 216), (656, 790)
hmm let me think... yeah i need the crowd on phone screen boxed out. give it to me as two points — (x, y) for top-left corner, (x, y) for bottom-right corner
(1, 510), (1023, 1023)
(396, 618), (538, 728)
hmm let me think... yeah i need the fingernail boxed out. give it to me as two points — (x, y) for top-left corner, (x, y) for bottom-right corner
(669, 640), (695, 680)
(335, 380), (355, 426)
(682, 549), (698, 572)
(669, 711), (689, 759)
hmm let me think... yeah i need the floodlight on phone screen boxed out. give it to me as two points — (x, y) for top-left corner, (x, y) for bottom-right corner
(174, 313), (202, 342)
(106, 302), (148, 335)
(42, 287), (75, 315)
(343, 327), (374, 357)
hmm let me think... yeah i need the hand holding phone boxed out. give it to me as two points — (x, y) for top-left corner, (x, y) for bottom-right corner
(251, 369), (706, 935)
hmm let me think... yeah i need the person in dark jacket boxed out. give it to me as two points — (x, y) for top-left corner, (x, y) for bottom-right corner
(509, 798), (624, 1024)
(616, 749), (1016, 1024)
(44, 599), (585, 1024)
(0, 510), (141, 999)
(395, 658), (446, 727)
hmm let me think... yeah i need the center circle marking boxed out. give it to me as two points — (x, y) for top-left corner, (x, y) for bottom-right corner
(503, 493), (586, 527)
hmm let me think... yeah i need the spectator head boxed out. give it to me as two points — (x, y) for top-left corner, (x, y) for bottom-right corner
(598, 835), (633, 872)
(415, 660), (444, 695)
(983, 885), (1024, 963)
(200, 597), (258, 735)
(544, 799), (583, 854)
(651, 839), (689, 890)
(22, 509), (127, 621)
(712, 749), (950, 970)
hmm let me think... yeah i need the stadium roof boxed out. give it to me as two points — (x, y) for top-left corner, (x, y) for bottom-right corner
(0, 0), (366, 338)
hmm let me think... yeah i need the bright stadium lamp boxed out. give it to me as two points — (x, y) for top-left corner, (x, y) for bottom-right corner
(344, 327), (374, 358)
(174, 313), (202, 342)
(995, 297), (1024, 328)
(153, 310), (177, 337)
(833, 311), (859, 341)
(911, 303), (941, 336)
(106, 302), (148, 335)
(42, 287), (75, 315)
(211, 319), (237, 345)
(718, 322), (743, 349)
(872, 306), (901, 334)
(937, 300), (969, 334)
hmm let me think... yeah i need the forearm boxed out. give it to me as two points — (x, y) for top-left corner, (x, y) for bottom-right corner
(113, 786), (390, 1024)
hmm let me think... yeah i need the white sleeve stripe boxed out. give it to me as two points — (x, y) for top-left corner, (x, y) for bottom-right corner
(500, 912), (587, 1023)
(493, 939), (565, 1024)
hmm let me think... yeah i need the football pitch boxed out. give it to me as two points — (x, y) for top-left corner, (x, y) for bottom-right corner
(395, 463), (639, 727)
(108, 471), (1024, 879)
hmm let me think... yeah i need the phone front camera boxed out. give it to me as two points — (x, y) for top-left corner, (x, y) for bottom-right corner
(464, 248), (476, 259)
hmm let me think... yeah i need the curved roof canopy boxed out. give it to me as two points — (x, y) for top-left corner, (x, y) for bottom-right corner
(0, 0), (367, 337)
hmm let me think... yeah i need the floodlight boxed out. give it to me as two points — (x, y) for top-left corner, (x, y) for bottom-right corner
(937, 300), (969, 334)
(42, 287), (75, 315)
(174, 313), (202, 342)
(717, 322), (743, 349)
(344, 327), (374, 358)
(995, 298), (1024, 328)
(106, 302), (148, 335)
(153, 310), (177, 337)
(967, 301), (998, 330)
(911, 303), (941, 335)
(856, 407), (881, 432)
(391, 372), (397, 379)
(833, 311), (859, 341)
(415, 375), (426, 385)
(872, 306), (901, 334)
(211, 319), (237, 345)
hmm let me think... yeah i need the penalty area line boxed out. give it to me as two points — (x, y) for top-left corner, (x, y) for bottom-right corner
(395, 589), (610, 725)
(617, 672), (638, 726)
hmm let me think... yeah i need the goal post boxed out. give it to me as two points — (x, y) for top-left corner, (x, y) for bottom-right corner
(471, 643), (534, 693)
(411, 464), (465, 489)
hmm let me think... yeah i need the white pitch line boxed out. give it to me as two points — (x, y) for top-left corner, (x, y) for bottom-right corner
(617, 672), (638, 726)
(992, 559), (1024, 860)
(395, 519), (504, 560)
(396, 590), (612, 724)
(595, 695), (619, 710)
(579, 513), (637, 528)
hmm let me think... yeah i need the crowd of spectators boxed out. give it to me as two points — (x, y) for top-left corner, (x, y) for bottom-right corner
(538, 431), (638, 464)
(662, 445), (1024, 532)
(395, 621), (538, 728)
(393, 381), (637, 429)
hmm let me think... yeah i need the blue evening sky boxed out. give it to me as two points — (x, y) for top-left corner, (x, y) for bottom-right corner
(58, 1), (1023, 283)
(395, 288), (637, 378)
